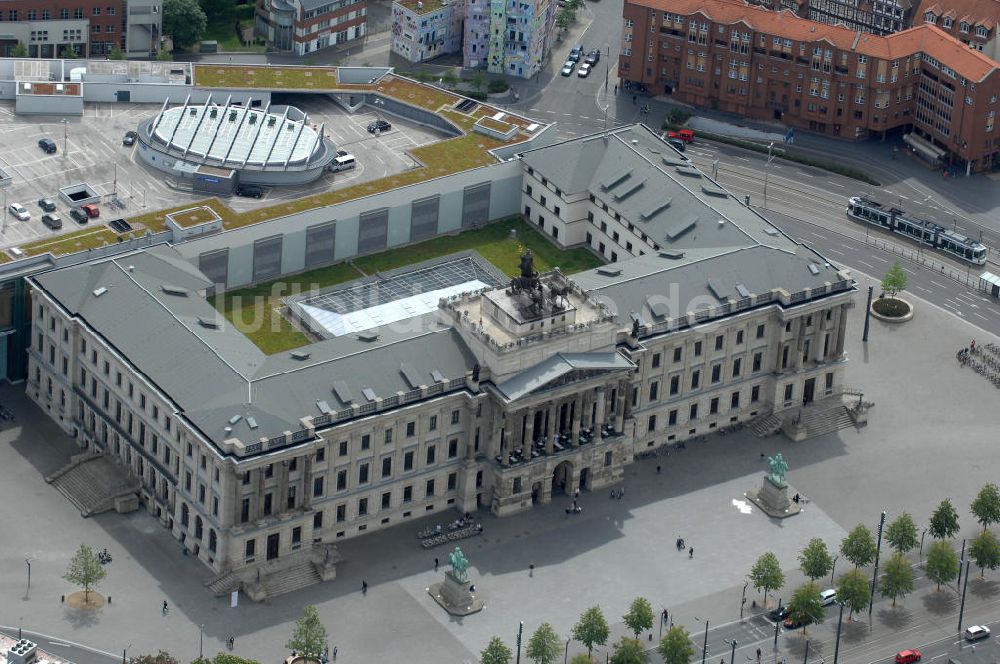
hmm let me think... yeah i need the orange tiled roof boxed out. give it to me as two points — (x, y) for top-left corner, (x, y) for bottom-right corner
(636, 0), (1000, 80)
(916, 0), (1000, 30)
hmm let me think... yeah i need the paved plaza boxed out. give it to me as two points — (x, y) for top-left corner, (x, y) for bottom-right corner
(1, 271), (999, 663)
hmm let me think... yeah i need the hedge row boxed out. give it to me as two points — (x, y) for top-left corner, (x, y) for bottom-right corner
(662, 122), (880, 186)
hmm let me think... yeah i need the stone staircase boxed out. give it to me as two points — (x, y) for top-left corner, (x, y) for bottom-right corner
(261, 559), (323, 599)
(46, 454), (140, 517)
(750, 413), (783, 437)
(795, 402), (857, 439)
(206, 570), (243, 597)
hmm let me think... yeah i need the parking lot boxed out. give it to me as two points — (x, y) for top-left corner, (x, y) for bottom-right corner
(0, 95), (450, 252)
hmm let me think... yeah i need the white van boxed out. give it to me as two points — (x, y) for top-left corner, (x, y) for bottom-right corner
(329, 153), (356, 172)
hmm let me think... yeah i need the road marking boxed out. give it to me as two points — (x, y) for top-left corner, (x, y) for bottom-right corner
(810, 232), (828, 239)
(931, 280), (949, 288)
(858, 260), (876, 269)
(828, 182), (845, 188)
(826, 248), (845, 256)
(798, 172), (814, 177)
(915, 285), (931, 293)
(735, 156), (750, 162)
(975, 312), (989, 321)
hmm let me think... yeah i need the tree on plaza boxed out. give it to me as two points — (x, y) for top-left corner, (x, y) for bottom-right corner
(481, 637), (512, 664)
(623, 597), (654, 639)
(841, 524), (877, 569)
(610, 637), (645, 664)
(786, 582), (824, 634)
(881, 260), (908, 298)
(659, 626), (695, 664)
(750, 551), (785, 606)
(885, 513), (919, 554)
(162, 0), (207, 49)
(63, 543), (106, 602)
(572, 606), (610, 660)
(971, 484), (1000, 532)
(880, 552), (914, 606)
(568, 656), (593, 664)
(929, 499), (960, 540)
(109, 44), (126, 60)
(798, 538), (834, 582)
(11, 43), (29, 58)
(836, 569), (870, 620)
(969, 529), (1000, 577)
(925, 540), (960, 591)
(286, 605), (327, 659)
(526, 623), (561, 664)
(128, 653), (178, 664)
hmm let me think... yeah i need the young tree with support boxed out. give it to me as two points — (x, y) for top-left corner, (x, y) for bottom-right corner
(885, 513), (919, 554)
(63, 544), (106, 603)
(481, 637), (512, 664)
(929, 499), (960, 540)
(286, 605), (327, 659)
(787, 582), (824, 633)
(526, 623), (560, 664)
(880, 553), (914, 606)
(969, 529), (1000, 577)
(572, 606), (609, 660)
(836, 569), (869, 620)
(971, 484), (1000, 532)
(841, 524), (877, 569)
(750, 552), (785, 607)
(925, 540), (960, 590)
(623, 597), (654, 639)
(798, 538), (834, 582)
(659, 626), (695, 664)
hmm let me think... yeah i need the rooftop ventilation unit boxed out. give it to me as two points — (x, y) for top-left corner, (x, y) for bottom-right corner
(198, 317), (221, 329)
(596, 266), (622, 276)
(658, 250), (685, 259)
(229, 414), (242, 425)
(663, 218), (697, 241)
(430, 369), (445, 383)
(808, 263), (821, 275)
(649, 301), (671, 318)
(247, 416), (258, 430)
(707, 279), (729, 301)
(161, 284), (188, 296)
(357, 331), (379, 342)
(291, 350), (311, 360)
(763, 227), (780, 236)
(316, 400), (333, 415)
(362, 387), (377, 402)
(400, 362), (423, 389)
(600, 170), (631, 191)
(735, 283), (751, 298)
(92, 287), (107, 297)
(332, 380), (353, 404)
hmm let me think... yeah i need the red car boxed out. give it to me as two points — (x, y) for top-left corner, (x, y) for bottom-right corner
(895, 649), (921, 664)
(81, 203), (100, 218)
(667, 129), (695, 143)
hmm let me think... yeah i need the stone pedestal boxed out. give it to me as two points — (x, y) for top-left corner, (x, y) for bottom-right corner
(746, 476), (801, 519)
(427, 570), (484, 616)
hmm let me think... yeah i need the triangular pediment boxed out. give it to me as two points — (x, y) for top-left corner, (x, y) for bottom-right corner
(493, 352), (634, 401)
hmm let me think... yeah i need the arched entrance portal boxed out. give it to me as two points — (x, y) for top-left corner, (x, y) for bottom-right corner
(552, 461), (573, 497)
(531, 481), (543, 504)
(579, 467), (591, 491)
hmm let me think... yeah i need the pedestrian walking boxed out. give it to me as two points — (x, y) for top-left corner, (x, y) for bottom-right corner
(614, 84), (618, 94)
(656, 465), (661, 474)
(756, 648), (762, 662)
(574, 489), (580, 499)
(620, 487), (625, 499)
(632, 94), (638, 105)
(434, 557), (439, 571)
(689, 547), (694, 558)
(333, 646), (338, 661)
(362, 580), (368, 594)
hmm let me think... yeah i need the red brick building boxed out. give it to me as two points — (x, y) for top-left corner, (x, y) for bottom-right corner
(620, 0), (1000, 171)
(916, 0), (999, 58)
(255, 0), (366, 55)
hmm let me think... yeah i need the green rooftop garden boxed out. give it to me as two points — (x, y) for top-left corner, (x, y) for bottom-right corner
(14, 227), (124, 258)
(169, 206), (220, 228)
(193, 65), (339, 90)
(215, 217), (603, 355)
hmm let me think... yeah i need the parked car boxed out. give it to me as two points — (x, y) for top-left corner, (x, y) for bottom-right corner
(38, 138), (57, 154)
(81, 203), (100, 218)
(37, 198), (56, 212)
(667, 128), (696, 143)
(577, 63), (592, 78)
(667, 138), (686, 153)
(783, 614), (811, 630)
(69, 208), (89, 224)
(560, 61), (575, 76)
(568, 44), (583, 62)
(585, 49), (601, 65)
(41, 214), (63, 230)
(8, 203), (29, 221)
(367, 119), (391, 133)
(235, 184), (264, 199)
(895, 650), (922, 664)
(123, 130), (138, 146)
(964, 625), (990, 641)
(819, 589), (837, 606)
(766, 606), (789, 622)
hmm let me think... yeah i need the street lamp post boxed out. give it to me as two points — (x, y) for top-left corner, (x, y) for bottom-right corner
(199, 624), (204, 660)
(516, 621), (523, 664)
(919, 529), (927, 560)
(123, 644), (132, 664)
(61, 118), (68, 156)
(958, 560), (971, 634)
(565, 638), (570, 664)
(763, 142), (775, 209)
(741, 581), (749, 620)
(803, 640), (810, 664)
(696, 617), (709, 664)
(833, 602), (845, 664)
(773, 598), (782, 651)
(724, 639), (738, 664)
(830, 555), (838, 585)
(25, 557), (32, 592)
(18, 617), (22, 640)
(660, 609), (668, 638)
(868, 510), (887, 619)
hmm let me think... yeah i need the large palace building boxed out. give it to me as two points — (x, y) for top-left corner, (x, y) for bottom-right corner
(25, 124), (855, 597)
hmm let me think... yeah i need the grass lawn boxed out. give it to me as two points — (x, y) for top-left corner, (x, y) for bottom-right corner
(214, 217), (602, 355)
(169, 206), (220, 228)
(210, 262), (363, 355)
(16, 228), (123, 257)
(201, 2), (264, 52)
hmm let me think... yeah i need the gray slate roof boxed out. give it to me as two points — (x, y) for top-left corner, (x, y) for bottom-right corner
(494, 352), (634, 401)
(32, 245), (477, 447)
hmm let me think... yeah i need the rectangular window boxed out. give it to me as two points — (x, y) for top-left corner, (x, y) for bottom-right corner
(826, 372), (834, 389)
(715, 335), (724, 350)
(652, 353), (661, 368)
(689, 403), (698, 420)
(339, 441), (348, 456)
(751, 385), (760, 402)
(451, 410), (461, 424)
(691, 370), (700, 390)
(647, 414), (657, 431)
(711, 364), (722, 383)
(731, 391), (740, 409)
(448, 439), (458, 458)
(314, 511), (323, 529)
(669, 376), (679, 396)
(358, 463), (369, 484)
(337, 470), (347, 491)
(732, 358), (742, 377)
(382, 457), (392, 477)
(673, 347), (682, 362)
(426, 479), (435, 496)
(753, 352), (763, 373)
(784, 384), (794, 401)
(404, 451), (414, 471)
(313, 476), (324, 497)
(429, 415), (438, 431)
(336, 504), (346, 522)
(384, 429), (393, 444)
(245, 538), (255, 560)
(381, 492), (391, 509)
(668, 409), (678, 426)
(361, 434), (370, 450)
(241, 498), (250, 523)
(694, 341), (702, 356)
(316, 447), (326, 462)
(263, 492), (273, 515)
(736, 330), (744, 344)
(358, 498), (368, 516)
(756, 324), (765, 339)
(448, 472), (457, 491)
(406, 422), (415, 437)
(403, 485), (413, 502)
(426, 445), (436, 464)
(710, 398), (719, 415)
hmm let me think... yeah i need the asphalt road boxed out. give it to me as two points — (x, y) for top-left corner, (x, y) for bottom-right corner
(0, 627), (118, 664)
